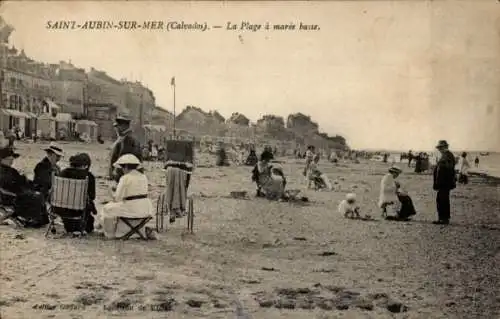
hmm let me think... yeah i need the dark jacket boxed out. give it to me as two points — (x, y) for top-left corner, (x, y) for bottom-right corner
(33, 157), (60, 197)
(109, 132), (142, 178)
(0, 163), (31, 197)
(433, 150), (456, 190)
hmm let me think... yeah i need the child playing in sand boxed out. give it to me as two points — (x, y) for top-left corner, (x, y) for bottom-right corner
(338, 193), (361, 219)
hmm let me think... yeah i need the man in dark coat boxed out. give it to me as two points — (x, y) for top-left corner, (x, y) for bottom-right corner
(0, 147), (48, 227)
(108, 115), (143, 182)
(33, 143), (63, 199)
(432, 140), (456, 225)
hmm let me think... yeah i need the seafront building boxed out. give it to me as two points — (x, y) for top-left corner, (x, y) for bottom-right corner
(0, 16), (156, 141)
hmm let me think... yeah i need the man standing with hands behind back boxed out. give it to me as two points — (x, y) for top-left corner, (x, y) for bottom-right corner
(433, 140), (456, 225)
(108, 115), (143, 182)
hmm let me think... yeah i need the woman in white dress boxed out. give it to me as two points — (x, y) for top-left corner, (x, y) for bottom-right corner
(378, 166), (417, 220)
(98, 154), (154, 239)
(378, 166), (402, 217)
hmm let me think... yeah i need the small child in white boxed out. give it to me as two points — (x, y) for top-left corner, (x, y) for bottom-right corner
(338, 193), (361, 219)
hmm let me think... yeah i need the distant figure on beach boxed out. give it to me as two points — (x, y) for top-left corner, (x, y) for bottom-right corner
(308, 154), (333, 190)
(108, 115), (143, 182)
(407, 150), (413, 167)
(433, 140), (456, 225)
(252, 150), (286, 200)
(303, 145), (316, 187)
(457, 152), (470, 185)
(338, 193), (361, 219)
(245, 148), (258, 166)
(474, 156), (479, 168)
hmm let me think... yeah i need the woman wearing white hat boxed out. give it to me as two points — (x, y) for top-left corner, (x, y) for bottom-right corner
(98, 154), (154, 239)
(379, 166), (416, 220)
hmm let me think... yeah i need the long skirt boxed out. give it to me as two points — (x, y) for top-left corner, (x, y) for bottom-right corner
(98, 199), (153, 239)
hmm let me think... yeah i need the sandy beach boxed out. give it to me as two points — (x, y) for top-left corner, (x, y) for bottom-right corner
(1, 142), (499, 319)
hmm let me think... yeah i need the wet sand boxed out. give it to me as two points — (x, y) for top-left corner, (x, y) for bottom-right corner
(1, 142), (499, 319)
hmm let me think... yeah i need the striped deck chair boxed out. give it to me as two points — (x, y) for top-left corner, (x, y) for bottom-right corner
(45, 176), (89, 237)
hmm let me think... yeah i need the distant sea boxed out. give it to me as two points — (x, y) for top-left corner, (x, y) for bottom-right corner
(395, 152), (500, 178)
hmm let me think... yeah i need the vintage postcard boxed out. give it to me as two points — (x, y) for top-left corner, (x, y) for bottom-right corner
(0, 1), (499, 318)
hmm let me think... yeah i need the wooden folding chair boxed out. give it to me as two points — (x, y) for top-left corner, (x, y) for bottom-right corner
(45, 176), (88, 238)
(0, 187), (24, 228)
(117, 216), (153, 240)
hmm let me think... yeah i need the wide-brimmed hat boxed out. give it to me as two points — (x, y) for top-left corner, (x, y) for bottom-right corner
(0, 147), (20, 160)
(44, 142), (64, 156)
(436, 140), (449, 149)
(346, 193), (356, 201)
(388, 166), (402, 174)
(113, 154), (141, 168)
(113, 115), (131, 127)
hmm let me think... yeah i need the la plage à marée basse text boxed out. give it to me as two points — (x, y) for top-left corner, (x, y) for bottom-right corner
(46, 20), (208, 31)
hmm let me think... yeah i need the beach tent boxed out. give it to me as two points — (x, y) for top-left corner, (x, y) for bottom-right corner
(37, 113), (57, 139)
(55, 113), (75, 139)
(76, 120), (98, 141)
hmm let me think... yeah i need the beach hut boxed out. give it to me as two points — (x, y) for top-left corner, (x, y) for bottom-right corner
(76, 119), (98, 142)
(55, 113), (75, 139)
(37, 113), (57, 140)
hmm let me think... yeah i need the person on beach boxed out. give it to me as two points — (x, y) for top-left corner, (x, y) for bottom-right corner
(252, 150), (286, 200)
(33, 142), (63, 199)
(57, 153), (96, 234)
(308, 154), (333, 190)
(378, 166), (417, 220)
(108, 115), (143, 183)
(98, 154), (155, 239)
(338, 193), (361, 219)
(379, 166), (402, 217)
(0, 147), (48, 227)
(433, 140), (456, 225)
(474, 156), (479, 168)
(303, 145), (316, 188)
(457, 152), (470, 185)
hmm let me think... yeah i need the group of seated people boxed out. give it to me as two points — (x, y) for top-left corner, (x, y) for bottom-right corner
(0, 143), (157, 239)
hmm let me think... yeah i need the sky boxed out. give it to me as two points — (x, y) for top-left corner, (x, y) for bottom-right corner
(1, 1), (499, 151)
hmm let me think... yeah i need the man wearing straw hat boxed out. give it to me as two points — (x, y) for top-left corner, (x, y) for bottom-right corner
(109, 114), (143, 182)
(33, 142), (64, 199)
(433, 140), (456, 225)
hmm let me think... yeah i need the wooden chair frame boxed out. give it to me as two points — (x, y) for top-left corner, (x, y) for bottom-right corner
(45, 176), (89, 238)
(117, 216), (153, 240)
(156, 193), (194, 233)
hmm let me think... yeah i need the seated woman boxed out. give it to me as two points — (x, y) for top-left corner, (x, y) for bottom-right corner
(308, 154), (333, 190)
(252, 150), (286, 200)
(56, 153), (96, 234)
(98, 154), (154, 239)
(0, 147), (48, 227)
(378, 166), (416, 221)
